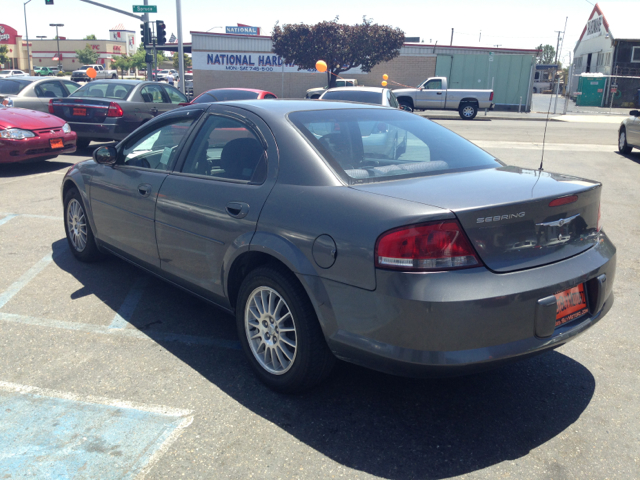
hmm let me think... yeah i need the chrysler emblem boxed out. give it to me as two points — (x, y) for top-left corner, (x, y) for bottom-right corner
(537, 213), (580, 228)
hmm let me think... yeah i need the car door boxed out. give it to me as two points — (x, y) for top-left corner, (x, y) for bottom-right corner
(140, 84), (174, 118)
(28, 80), (68, 111)
(89, 111), (201, 269)
(154, 106), (278, 304)
(415, 79), (445, 109)
(162, 84), (188, 110)
(626, 114), (640, 147)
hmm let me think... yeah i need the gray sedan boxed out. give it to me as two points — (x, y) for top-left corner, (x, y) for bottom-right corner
(61, 100), (616, 393)
(618, 109), (640, 153)
(320, 86), (408, 110)
(49, 80), (188, 149)
(0, 76), (80, 113)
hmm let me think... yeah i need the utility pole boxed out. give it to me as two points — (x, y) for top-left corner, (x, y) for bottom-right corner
(23, 0), (32, 74)
(50, 23), (64, 72)
(553, 17), (568, 114)
(176, 0), (185, 94)
(554, 30), (562, 64)
(450, 28), (454, 46)
(479, 30), (481, 43)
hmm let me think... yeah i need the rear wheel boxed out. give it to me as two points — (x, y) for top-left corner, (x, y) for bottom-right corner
(236, 266), (335, 393)
(619, 128), (632, 154)
(459, 103), (478, 120)
(111, 74), (117, 79)
(64, 187), (103, 262)
(398, 98), (414, 111)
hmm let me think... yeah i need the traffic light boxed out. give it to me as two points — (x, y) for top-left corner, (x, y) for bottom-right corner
(45, 0), (54, 4)
(140, 22), (150, 46)
(156, 20), (166, 45)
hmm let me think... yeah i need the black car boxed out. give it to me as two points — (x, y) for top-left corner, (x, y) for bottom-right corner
(49, 80), (188, 149)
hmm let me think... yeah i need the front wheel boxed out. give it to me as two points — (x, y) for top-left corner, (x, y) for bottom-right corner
(459, 103), (478, 120)
(236, 266), (335, 393)
(63, 187), (103, 262)
(111, 74), (117, 79)
(619, 128), (632, 154)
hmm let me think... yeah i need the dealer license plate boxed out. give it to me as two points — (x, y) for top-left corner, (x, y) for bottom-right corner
(555, 284), (588, 327)
(50, 138), (64, 149)
(73, 108), (87, 116)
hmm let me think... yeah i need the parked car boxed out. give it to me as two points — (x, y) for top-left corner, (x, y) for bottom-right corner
(0, 104), (76, 164)
(154, 69), (177, 81)
(177, 73), (193, 97)
(319, 86), (411, 111)
(186, 88), (277, 105)
(61, 100), (616, 393)
(393, 77), (494, 119)
(0, 76), (80, 113)
(70, 64), (118, 82)
(34, 67), (56, 77)
(0, 70), (28, 78)
(618, 109), (640, 154)
(305, 79), (359, 99)
(49, 80), (188, 149)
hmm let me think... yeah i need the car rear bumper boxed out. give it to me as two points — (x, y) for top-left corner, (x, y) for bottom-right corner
(0, 132), (77, 164)
(308, 233), (616, 376)
(69, 120), (128, 142)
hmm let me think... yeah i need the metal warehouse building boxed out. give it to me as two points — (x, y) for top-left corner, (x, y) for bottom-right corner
(191, 31), (539, 111)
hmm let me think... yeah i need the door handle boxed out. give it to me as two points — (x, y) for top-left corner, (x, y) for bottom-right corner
(226, 202), (249, 219)
(138, 183), (151, 196)
(436, 92), (443, 95)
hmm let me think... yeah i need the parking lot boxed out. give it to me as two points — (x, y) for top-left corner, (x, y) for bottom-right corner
(0, 118), (638, 479)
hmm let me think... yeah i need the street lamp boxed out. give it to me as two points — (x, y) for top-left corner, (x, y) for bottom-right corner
(50, 23), (64, 72)
(23, 0), (32, 74)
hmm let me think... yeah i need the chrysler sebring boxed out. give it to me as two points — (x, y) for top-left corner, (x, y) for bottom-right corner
(61, 100), (616, 392)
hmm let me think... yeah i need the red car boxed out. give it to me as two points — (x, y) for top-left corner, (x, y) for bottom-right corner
(184, 88), (277, 105)
(0, 106), (76, 164)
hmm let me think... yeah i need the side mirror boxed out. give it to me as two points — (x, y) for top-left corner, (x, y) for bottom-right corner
(93, 145), (117, 165)
(630, 110), (640, 117)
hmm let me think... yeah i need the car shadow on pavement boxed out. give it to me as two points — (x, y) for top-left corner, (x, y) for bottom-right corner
(0, 159), (73, 178)
(616, 151), (640, 165)
(52, 240), (596, 480)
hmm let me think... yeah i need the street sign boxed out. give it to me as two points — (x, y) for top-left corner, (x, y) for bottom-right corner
(133, 5), (157, 13)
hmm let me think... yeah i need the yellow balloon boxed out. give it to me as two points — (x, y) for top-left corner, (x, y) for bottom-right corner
(382, 74), (389, 80)
(381, 81), (388, 87)
(316, 60), (327, 73)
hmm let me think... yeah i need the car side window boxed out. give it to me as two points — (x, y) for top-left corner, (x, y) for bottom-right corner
(388, 91), (399, 108)
(35, 81), (66, 98)
(121, 118), (195, 170)
(62, 81), (80, 95)
(140, 85), (166, 103)
(425, 80), (442, 90)
(163, 86), (187, 104)
(264, 94), (277, 99)
(181, 115), (267, 183)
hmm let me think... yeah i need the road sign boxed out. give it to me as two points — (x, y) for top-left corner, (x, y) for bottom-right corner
(133, 5), (157, 13)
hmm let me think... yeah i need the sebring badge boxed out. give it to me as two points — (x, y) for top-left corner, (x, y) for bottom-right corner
(477, 212), (525, 224)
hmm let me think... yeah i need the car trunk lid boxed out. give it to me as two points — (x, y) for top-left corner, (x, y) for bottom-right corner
(352, 166), (602, 273)
(49, 97), (113, 124)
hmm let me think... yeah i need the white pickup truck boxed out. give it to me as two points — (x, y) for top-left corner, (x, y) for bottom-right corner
(70, 64), (118, 82)
(393, 77), (494, 119)
(305, 79), (359, 99)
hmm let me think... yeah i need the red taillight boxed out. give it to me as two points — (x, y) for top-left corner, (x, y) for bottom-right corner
(107, 102), (123, 117)
(549, 195), (578, 207)
(48, 99), (54, 114)
(489, 92), (494, 101)
(375, 220), (482, 271)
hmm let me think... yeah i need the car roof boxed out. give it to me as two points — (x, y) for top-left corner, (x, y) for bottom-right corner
(205, 88), (271, 94)
(325, 86), (388, 93)
(211, 99), (384, 118)
(83, 79), (145, 85)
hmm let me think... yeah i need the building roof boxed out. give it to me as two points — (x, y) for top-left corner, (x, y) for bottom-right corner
(579, 2), (640, 43)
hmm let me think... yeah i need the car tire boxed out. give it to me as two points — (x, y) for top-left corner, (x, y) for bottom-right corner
(398, 99), (414, 111)
(619, 128), (632, 154)
(111, 74), (117, 79)
(76, 139), (91, 150)
(459, 103), (478, 120)
(236, 265), (335, 393)
(63, 187), (103, 262)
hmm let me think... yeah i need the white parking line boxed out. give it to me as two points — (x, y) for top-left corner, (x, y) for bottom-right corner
(472, 140), (615, 152)
(0, 253), (54, 309)
(0, 312), (241, 349)
(109, 277), (148, 329)
(0, 213), (62, 222)
(0, 214), (18, 227)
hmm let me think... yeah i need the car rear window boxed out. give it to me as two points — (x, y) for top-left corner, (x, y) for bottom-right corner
(289, 108), (501, 184)
(321, 90), (383, 105)
(0, 79), (33, 94)
(70, 82), (134, 100)
(204, 90), (259, 101)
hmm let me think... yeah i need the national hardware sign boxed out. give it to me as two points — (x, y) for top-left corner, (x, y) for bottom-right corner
(193, 51), (363, 74)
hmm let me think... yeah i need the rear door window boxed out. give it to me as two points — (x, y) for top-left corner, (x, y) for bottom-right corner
(141, 85), (167, 103)
(35, 81), (66, 98)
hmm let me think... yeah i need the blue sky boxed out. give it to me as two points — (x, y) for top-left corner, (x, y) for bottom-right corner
(6, 0), (597, 60)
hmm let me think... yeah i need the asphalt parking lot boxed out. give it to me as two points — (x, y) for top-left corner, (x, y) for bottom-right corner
(0, 118), (638, 479)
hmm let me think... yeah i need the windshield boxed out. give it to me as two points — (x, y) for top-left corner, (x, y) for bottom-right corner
(0, 71), (16, 75)
(0, 79), (33, 94)
(322, 90), (384, 105)
(289, 109), (501, 183)
(193, 90), (259, 103)
(78, 66), (90, 71)
(70, 82), (134, 100)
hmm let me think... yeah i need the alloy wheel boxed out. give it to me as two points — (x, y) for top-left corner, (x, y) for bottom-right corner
(67, 198), (87, 252)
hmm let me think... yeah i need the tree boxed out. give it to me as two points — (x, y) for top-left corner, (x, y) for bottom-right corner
(112, 55), (133, 79)
(272, 17), (404, 88)
(75, 44), (99, 65)
(172, 53), (192, 70)
(83, 34), (97, 40)
(0, 45), (8, 66)
(536, 44), (556, 64)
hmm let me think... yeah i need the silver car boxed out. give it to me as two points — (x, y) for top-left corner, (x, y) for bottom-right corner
(0, 76), (80, 113)
(618, 109), (640, 154)
(61, 100), (616, 393)
(319, 86), (405, 109)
